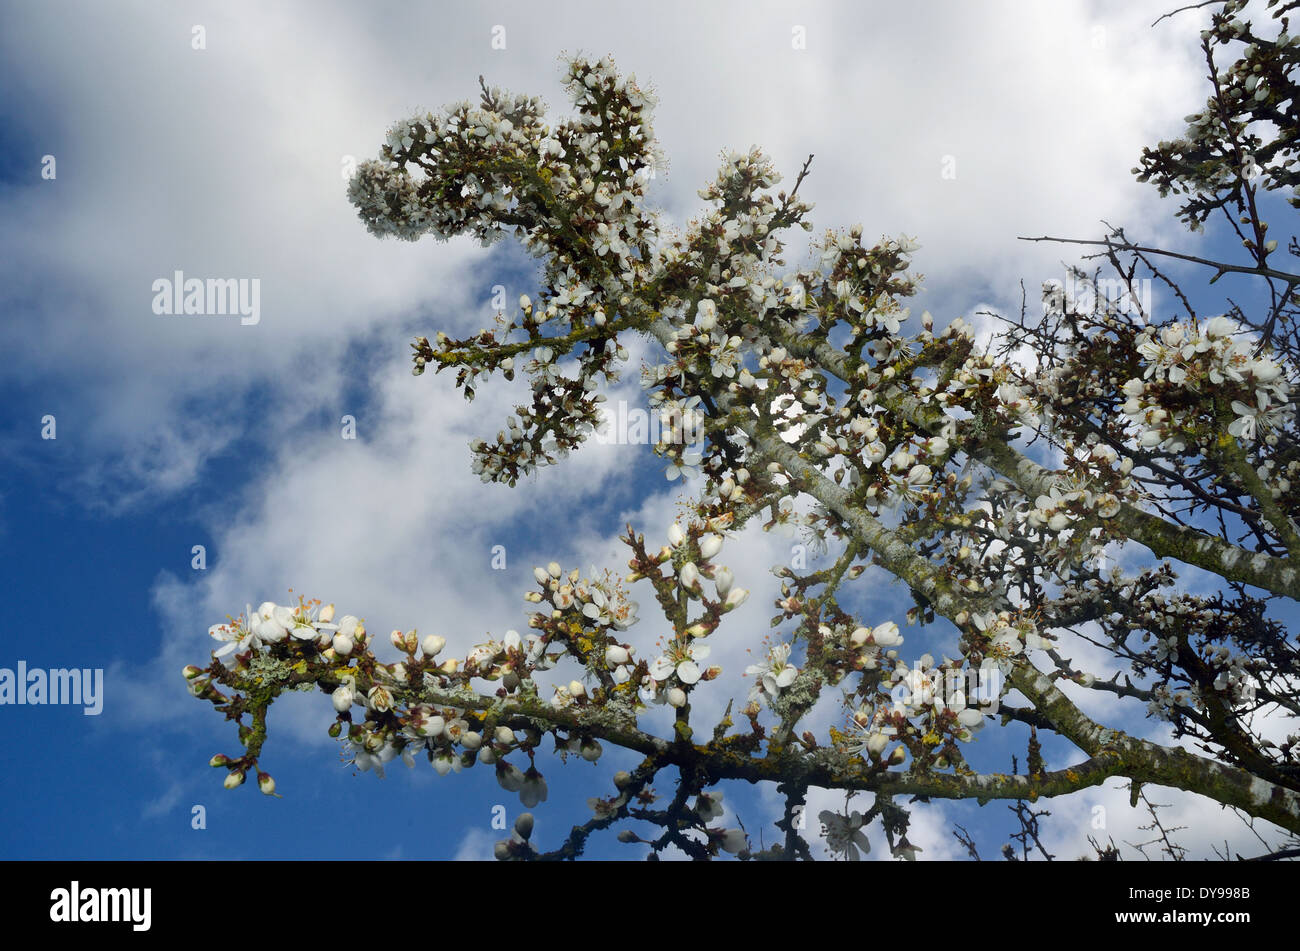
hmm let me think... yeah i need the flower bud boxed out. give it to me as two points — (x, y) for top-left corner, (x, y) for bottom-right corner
(495, 726), (516, 746)
(613, 770), (633, 789)
(906, 464), (932, 485)
(698, 534), (723, 560)
(720, 829), (748, 854)
(667, 522), (686, 547)
(422, 634), (446, 657)
(183, 665), (204, 681)
(667, 687), (687, 707)
(461, 731), (482, 751)
(568, 680), (586, 698)
(333, 634), (354, 656)
(209, 754), (230, 768)
(872, 621), (903, 647)
(257, 773), (276, 795)
(514, 812), (535, 839)
(494, 840), (512, 861)
(723, 587), (750, 611)
(331, 685), (354, 713)
(224, 770), (246, 789)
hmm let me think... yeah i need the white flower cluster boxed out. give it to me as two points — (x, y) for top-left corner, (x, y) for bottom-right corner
(463, 627), (554, 682)
(744, 642), (799, 705)
(639, 523), (747, 708)
(529, 561), (640, 631)
(349, 55), (662, 266)
(816, 228), (922, 305)
(1023, 471), (1123, 533)
(846, 620), (904, 670)
(208, 600), (361, 662)
(1147, 682), (1205, 721)
(965, 610), (1048, 675)
(467, 371), (608, 485)
(1135, 591), (1259, 722)
(940, 340), (1042, 428)
(1121, 317), (1292, 450)
(351, 56), (671, 488)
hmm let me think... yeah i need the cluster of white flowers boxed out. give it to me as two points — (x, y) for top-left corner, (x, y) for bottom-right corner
(845, 620), (904, 672)
(529, 561), (640, 631)
(843, 704), (900, 761)
(467, 370), (610, 485)
(496, 762), (549, 808)
(350, 55), (667, 488)
(1135, 590), (1260, 721)
(939, 337), (1042, 429)
(208, 600), (362, 662)
(965, 610), (1048, 675)
(1205, 645), (1256, 703)
(744, 642), (799, 705)
(350, 55), (662, 267)
(1147, 682), (1205, 721)
(1262, 452), (1300, 499)
(1023, 475), (1123, 534)
(1121, 317), (1292, 450)
(886, 656), (990, 732)
(638, 523), (747, 708)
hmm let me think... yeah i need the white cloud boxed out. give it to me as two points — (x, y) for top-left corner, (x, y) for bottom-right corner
(452, 827), (498, 861)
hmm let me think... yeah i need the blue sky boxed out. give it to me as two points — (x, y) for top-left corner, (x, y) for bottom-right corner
(1, 0), (1292, 860)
